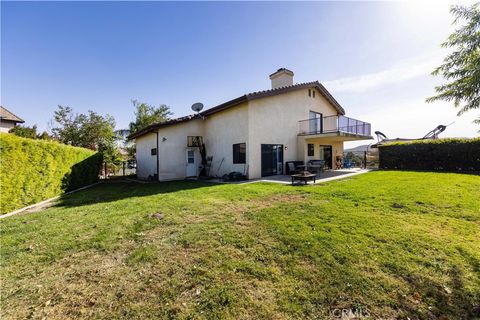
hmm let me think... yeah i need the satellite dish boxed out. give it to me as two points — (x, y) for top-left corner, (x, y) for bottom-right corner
(191, 102), (204, 113)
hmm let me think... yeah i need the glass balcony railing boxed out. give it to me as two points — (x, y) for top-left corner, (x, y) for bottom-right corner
(298, 115), (371, 136)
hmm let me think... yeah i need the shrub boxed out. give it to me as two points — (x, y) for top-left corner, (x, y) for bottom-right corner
(0, 134), (103, 214)
(378, 138), (480, 172)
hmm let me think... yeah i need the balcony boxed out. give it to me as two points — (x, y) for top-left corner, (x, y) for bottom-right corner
(298, 115), (371, 137)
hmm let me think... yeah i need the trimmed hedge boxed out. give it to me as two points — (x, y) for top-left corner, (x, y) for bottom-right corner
(0, 134), (102, 214)
(378, 138), (480, 172)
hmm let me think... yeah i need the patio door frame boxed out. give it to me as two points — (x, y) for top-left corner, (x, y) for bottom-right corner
(261, 144), (284, 177)
(319, 145), (333, 169)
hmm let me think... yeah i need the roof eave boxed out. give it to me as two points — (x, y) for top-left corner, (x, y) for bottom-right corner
(200, 95), (248, 117)
(128, 81), (346, 139)
(0, 118), (25, 124)
(127, 115), (203, 140)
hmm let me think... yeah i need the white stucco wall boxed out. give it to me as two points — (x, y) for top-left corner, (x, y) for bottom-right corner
(134, 86), (348, 181)
(204, 103), (249, 178)
(157, 119), (204, 181)
(0, 121), (15, 133)
(136, 132), (158, 180)
(247, 88), (340, 178)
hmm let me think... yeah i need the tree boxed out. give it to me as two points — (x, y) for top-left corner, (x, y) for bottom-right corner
(9, 125), (51, 140)
(9, 125), (38, 139)
(51, 106), (116, 150)
(51, 105), (123, 170)
(115, 129), (136, 158)
(99, 139), (123, 167)
(426, 3), (480, 126)
(128, 100), (172, 134)
(37, 131), (51, 140)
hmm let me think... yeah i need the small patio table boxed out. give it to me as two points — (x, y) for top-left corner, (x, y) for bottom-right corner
(291, 173), (316, 185)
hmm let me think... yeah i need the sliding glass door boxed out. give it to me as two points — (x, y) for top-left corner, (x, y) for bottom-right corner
(309, 111), (322, 134)
(261, 144), (284, 177)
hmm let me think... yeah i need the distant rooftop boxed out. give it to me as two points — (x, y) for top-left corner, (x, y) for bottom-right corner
(0, 106), (24, 123)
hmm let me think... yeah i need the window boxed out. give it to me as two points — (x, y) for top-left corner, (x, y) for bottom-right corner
(151, 148), (157, 156)
(187, 136), (203, 147)
(233, 143), (246, 164)
(187, 150), (195, 163)
(312, 90), (316, 98)
(308, 89), (311, 97)
(307, 144), (314, 156)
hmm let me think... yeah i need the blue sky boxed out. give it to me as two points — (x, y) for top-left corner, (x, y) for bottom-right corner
(1, 1), (478, 147)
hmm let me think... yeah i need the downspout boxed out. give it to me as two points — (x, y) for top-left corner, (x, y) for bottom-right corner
(155, 131), (159, 181)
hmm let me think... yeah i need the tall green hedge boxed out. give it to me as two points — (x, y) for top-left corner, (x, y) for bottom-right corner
(0, 134), (102, 214)
(378, 138), (480, 172)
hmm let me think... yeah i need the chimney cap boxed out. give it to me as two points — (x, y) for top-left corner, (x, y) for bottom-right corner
(269, 68), (294, 79)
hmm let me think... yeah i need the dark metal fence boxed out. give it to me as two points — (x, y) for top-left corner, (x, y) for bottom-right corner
(101, 160), (136, 179)
(342, 150), (379, 169)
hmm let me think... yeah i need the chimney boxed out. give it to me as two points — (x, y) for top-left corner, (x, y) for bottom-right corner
(269, 68), (294, 89)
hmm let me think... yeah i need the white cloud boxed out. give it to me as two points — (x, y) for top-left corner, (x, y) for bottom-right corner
(323, 51), (446, 93)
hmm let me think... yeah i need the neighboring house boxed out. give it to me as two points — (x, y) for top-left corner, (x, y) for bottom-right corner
(0, 106), (24, 133)
(129, 69), (372, 180)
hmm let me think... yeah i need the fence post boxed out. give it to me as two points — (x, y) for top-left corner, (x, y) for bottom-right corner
(104, 162), (107, 179)
(123, 161), (126, 176)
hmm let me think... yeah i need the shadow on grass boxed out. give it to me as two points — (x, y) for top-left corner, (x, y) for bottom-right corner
(397, 264), (480, 319)
(55, 180), (218, 209)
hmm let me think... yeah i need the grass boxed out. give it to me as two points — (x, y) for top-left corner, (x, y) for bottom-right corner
(1, 171), (479, 319)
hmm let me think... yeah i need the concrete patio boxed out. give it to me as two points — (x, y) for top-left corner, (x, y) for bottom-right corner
(249, 168), (370, 185)
(201, 168), (371, 185)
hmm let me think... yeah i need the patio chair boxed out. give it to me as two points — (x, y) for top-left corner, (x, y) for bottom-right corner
(307, 160), (325, 174)
(288, 162), (301, 174)
(343, 159), (352, 168)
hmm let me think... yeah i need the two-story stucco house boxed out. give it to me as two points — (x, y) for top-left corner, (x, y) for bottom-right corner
(129, 69), (372, 181)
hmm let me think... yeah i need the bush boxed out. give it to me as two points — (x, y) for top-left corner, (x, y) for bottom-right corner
(378, 138), (480, 172)
(0, 134), (103, 214)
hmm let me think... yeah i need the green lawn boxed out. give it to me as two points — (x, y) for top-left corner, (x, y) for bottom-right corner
(1, 171), (479, 319)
